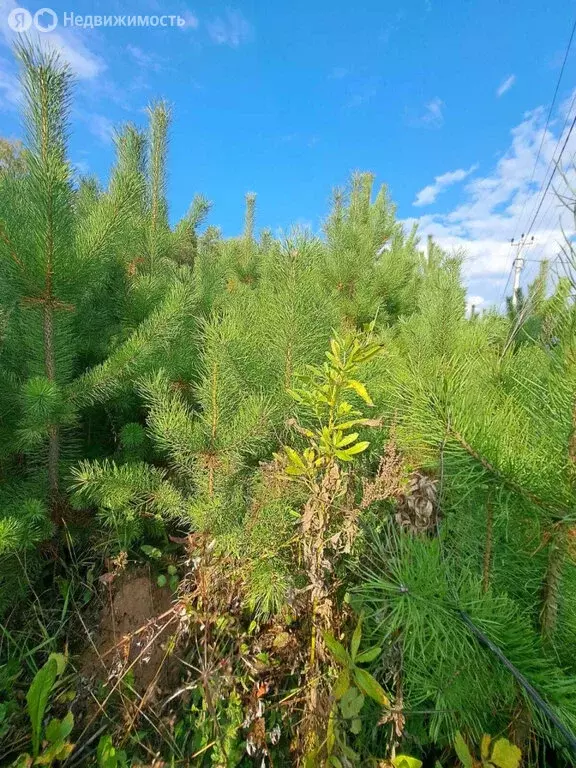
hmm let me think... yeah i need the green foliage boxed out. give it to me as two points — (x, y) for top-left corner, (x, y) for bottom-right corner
(283, 327), (383, 476)
(325, 616), (390, 710)
(0, 36), (575, 768)
(392, 756), (423, 768)
(0, 44), (198, 578)
(13, 652), (74, 765)
(27, 655), (63, 757)
(96, 734), (128, 768)
(323, 172), (423, 326)
(454, 731), (522, 768)
(0, 137), (26, 176)
(323, 616), (390, 765)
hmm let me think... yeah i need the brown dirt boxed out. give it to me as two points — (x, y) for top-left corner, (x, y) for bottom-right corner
(81, 568), (180, 697)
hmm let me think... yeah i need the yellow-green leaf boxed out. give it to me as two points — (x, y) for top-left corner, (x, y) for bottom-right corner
(454, 732), (473, 768)
(284, 446), (305, 466)
(350, 615), (363, 661)
(334, 449), (356, 462)
(333, 668), (350, 700)
(286, 465), (307, 476)
(344, 440), (370, 456)
(284, 446), (307, 475)
(335, 432), (359, 448)
(347, 379), (374, 406)
(352, 344), (383, 364)
(392, 756), (423, 768)
(490, 738), (522, 768)
(480, 734), (491, 761)
(327, 710), (336, 753)
(45, 711), (74, 743)
(287, 389), (305, 404)
(335, 418), (366, 431)
(355, 646), (382, 664)
(323, 631), (351, 666)
(353, 667), (390, 707)
(48, 653), (66, 677)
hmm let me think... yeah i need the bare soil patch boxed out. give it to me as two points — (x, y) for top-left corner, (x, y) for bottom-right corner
(81, 568), (180, 696)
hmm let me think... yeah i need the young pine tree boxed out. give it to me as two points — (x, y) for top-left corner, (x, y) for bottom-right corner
(0, 46), (196, 608)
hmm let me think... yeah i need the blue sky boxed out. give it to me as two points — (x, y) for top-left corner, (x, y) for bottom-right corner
(1, 0), (575, 308)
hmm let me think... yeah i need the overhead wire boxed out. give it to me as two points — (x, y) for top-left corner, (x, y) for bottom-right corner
(500, 16), (576, 305)
(512, 16), (576, 249)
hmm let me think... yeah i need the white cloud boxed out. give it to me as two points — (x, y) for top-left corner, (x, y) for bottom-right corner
(79, 113), (115, 144)
(406, 91), (576, 304)
(207, 8), (253, 47)
(0, 56), (20, 109)
(126, 45), (164, 72)
(73, 159), (90, 176)
(0, 0), (104, 80)
(413, 164), (478, 206)
(497, 74), (516, 97)
(420, 97), (444, 127)
(180, 10), (199, 30)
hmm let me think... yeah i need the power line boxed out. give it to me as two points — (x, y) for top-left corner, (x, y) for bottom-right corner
(501, 142), (572, 311)
(521, 257), (571, 263)
(459, 610), (576, 758)
(514, 88), (576, 261)
(510, 15), (576, 247)
(501, 15), (576, 306)
(519, 148), (576, 262)
(528, 17), (576, 186)
(517, 108), (576, 257)
(500, 264), (515, 303)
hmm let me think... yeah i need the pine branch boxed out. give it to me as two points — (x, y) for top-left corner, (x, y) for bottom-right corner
(450, 428), (570, 519)
(70, 282), (194, 408)
(244, 192), (256, 241)
(541, 528), (567, 645)
(482, 497), (493, 594)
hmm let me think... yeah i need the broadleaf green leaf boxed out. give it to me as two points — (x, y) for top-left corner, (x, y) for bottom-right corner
(45, 711), (74, 743)
(26, 657), (59, 757)
(334, 432), (359, 449)
(392, 757), (423, 768)
(48, 652), (66, 677)
(323, 632), (351, 666)
(490, 738), (522, 768)
(346, 380), (374, 406)
(349, 717), (362, 734)
(346, 440), (370, 455)
(454, 732), (473, 768)
(333, 668), (350, 700)
(355, 646), (382, 664)
(340, 686), (364, 719)
(353, 667), (390, 707)
(350, 615), (362, 661)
